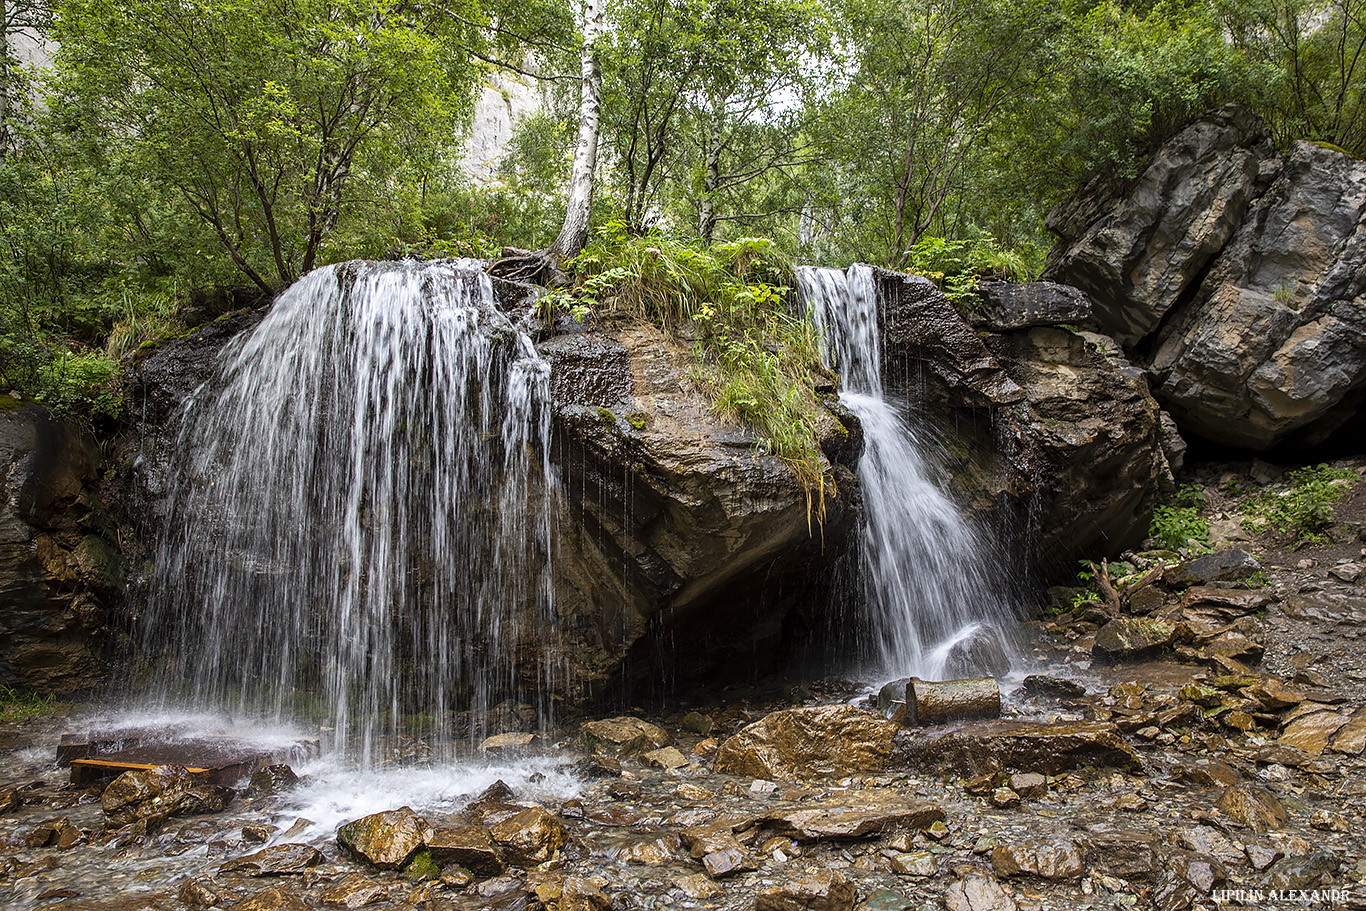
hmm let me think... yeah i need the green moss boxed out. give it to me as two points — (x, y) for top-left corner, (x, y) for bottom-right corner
(626, 410), (649, 431)
(595, 407), (616, 424)
(0, 394), (22, 411)
(403, 849), (440, 882)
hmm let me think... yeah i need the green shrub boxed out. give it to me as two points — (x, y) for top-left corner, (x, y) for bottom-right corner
(1242, 464), (1359, 546)
(906, 231), (1044, 311)
(1149, 504), (1210, 551)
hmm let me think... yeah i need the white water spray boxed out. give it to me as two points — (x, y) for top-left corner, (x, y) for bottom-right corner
(798, 264), (1015, 681)
(141, 260), (559, 763)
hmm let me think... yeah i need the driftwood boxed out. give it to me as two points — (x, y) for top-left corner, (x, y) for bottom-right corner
(906, 676), (1001, 726)
(1085, 558), (1167, 617)
(878, 676), (1002, 726)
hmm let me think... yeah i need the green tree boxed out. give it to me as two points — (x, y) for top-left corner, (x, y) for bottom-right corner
(50, 0), (478, 292)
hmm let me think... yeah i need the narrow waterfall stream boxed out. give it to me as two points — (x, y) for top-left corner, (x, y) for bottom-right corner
(140, 260), (559, 764)
(797, 264), (1017, 682)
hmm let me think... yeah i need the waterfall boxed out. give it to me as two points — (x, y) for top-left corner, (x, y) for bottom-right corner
(141, 260), (558, 764)
(797, 264), (1015, 682)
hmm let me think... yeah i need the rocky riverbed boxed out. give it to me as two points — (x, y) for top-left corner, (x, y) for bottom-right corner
(4, 460), (1366, 911)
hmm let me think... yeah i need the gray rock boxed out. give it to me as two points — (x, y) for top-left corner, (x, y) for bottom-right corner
(1092, 617), (1176, 660)
(756, 868), (857, 911)
(991, 837), (1084, 879)
(942, 872), (1018, 911)
(898, 719), (1144, 776)
(1043, 105), (1275, 346)
(1166, 550), (1262, 588)
(972, 281), (1094, 331)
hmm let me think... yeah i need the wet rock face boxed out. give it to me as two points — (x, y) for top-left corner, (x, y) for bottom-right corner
(1044, 105), (1366, 450)
(336, 807), (434, 869)
(540, 320), (861, 698)
(0, 401), (118, 692)
(865, 269), (1177, 576)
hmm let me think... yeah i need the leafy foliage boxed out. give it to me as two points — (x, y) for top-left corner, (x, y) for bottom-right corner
(1242, 464), (1359, 546)
(1148, 483), (1212, 551)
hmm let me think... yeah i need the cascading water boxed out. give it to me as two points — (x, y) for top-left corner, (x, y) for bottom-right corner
(140, 260), (558, 764)
(798, 264), (1015, 682)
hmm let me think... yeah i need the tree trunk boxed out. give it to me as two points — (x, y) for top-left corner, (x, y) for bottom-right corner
(551, 0), (604, 262)
(698, 116), (721, 244)
(1, 0), (12, 166)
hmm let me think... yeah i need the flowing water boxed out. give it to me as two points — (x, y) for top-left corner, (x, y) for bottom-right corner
(140, 260), (559, 763)
(797, 264), (1016, 681)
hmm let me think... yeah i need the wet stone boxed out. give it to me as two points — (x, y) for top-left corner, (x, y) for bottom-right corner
(219, 842), (325, 875)
(488, 805), (568, 866)
(1245, 843), (1281, 872)
(990, 837), (1084, 879)
(321, 873), (390, 908)
(1092, 618), (1176, 659)
(1006, 772), (1047, 799)
(943, 872), (1018, 911)
(1178, 826), (1243, 867)
(1215, 784), (1290, 834)
(642, 746), (689, 770)
(579, 716), (672, 757)
(756, 867), (857, 911)
(990, 788), (1021, 809)
(101, 764), (198, 826)
(888, 851), (937, 876)
(576, 755), (622, 779)
(234, 885), (313, 911)
(1020, 675), (1085, 700)
(1279, 711), (1351, 755)
(336, 806), (433, 869)
(242, 823), (277, 844)
(675, 872), (722, 899)
(1168, 850), (1226, 893)
(861, 888), (916, 911)
(1261, 854), (1340, 891)
(612, 834), (681, 865)
(178, 877), (222, 908)
(760, 791), (944, 841)
(702, 843), (756, 879)
(561, 876), (613, 911)
(681, 712), (715, 735)
(1328, 709), (1366, 754)
(425, 824), (506, 876)
(714, 705), (901, 779)
(248, 764), (299, 796)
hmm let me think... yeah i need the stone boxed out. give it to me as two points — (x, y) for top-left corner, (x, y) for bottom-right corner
(579, 717), (672, 757)
(1020, 676), (1085, 700)
(1247, 677), (1305, 712)
(219, 843), (324, 875)
(1167, 550), (1263, 588)
(488, 806), (568, 866)
(101, 765), (200, 827)
(643, 746), (689, 770)
(1279, 711), (1351, 755)
(1245, 843), (1281, 872)
(336, 807), (433, 869)
(1010, 775), (1049, 803)
(1146, 140), (1366, 449)
(612, 835), (681, 865)
(561, 877), (613, 911)
(248, 764), (298, 796)
(1215, 784), (1290, 834)
(321, 874), (390, 908)
(756, 868), (857, 911)
(233, 886), (312, 911)
(1043, 105), (1273, 347)
(972, 281), (1094, 331)
(1168, 850), (1226, 894)
(942, 872), (1018, 911)
(714, 705), (903, 779)
(1328, 709), (1366, 754)
(480, 732), (536, 753)
(990, 837), (1084, 879)
(675, 873), (723, 899)
(888, 852), (937, 877)
(1178, 827), (1243, 868)
(701, 843), (756, 879)
(242, 824), (278, 844)
(425, 825), (506, 876)
(1261, 854), (1340, 891)
(1080, 828), (1163, 881)
(897, 720), (1143, 776)
(681, 712), (715, 735)
(178, 878), (222, 908)
(1092, 618), (1175, 660)
(760, 791), (944, 841)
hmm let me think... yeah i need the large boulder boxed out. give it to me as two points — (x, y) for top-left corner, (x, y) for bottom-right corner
(1044, 105), (1276, 346)
(0, 399), (119, 692)
(866, 269), (1176, 577)
(1148, 140), (1366, 448)
(713, 705), (904, 779)
(1044, 106), (1366, 450)
(540, 321), (861, 697)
